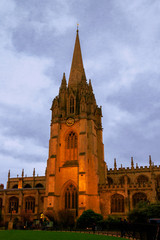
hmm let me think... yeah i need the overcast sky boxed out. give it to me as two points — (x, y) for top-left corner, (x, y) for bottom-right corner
(0, 0), (160, 186)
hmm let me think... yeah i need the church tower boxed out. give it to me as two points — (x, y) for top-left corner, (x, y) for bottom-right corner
(44, 29), (106, 217)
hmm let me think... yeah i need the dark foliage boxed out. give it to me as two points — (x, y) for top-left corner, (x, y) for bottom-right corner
(0, 209), (3, 225)
(128, 201), (160, 223)
(76, 209), (103, 229)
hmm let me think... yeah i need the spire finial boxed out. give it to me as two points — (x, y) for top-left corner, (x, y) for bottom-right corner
(77, 23), (79, 32)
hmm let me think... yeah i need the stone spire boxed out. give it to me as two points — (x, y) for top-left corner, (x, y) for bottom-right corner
(68, 29), (85, 88)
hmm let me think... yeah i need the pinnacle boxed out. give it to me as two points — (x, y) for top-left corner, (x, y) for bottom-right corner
(89, 79), (93, 91)
(60, 72), (67, 90)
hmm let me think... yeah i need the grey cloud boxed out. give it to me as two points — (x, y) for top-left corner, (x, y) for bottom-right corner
(1, 0), (160, 185)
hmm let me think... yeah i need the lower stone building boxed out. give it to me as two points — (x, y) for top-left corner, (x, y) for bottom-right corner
(0, 30), (160, 224)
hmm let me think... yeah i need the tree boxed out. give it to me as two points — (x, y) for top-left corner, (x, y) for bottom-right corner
(76, 209), (103, 229)
(57, 210), (75, 229)
(20, 210), (33, 228)
(44, 210), (56, 222)
(128, 201), (160, 223)
(0, 209), (3, 225)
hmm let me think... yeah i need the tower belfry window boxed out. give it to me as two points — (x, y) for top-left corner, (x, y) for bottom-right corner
(66, 131), (78, 161)
(70, 96), (74, 114)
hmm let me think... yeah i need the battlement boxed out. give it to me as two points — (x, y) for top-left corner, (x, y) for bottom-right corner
(107, 155), (160, 174)
(99, 181), (152, 191)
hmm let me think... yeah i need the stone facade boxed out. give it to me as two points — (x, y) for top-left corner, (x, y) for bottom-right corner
(0, 30), (160, 223)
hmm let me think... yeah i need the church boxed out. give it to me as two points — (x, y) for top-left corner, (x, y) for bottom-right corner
(0, 29), (160, 223)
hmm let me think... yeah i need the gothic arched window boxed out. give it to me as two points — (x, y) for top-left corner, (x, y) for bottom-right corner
(132, 192), (147, 208)
(137, 175), (149, 185)
(12, 184), (18, 189)
(25, 196), (35, 213)
(35, 183), (44, 188)
(23, 184), (32, 188)
(70, 96), (74, 114)
(65, 184), (78, 211)
(107, 177), (113, 186)
(9, 197), (19, 213)
(111, 194), (124, 213)
(119, 176), (130, 185)
(66, 131), (78, 161)
(0, 198), (2, 210)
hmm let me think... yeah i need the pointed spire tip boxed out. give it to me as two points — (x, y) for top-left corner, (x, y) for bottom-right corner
(77, 23), (79, 32)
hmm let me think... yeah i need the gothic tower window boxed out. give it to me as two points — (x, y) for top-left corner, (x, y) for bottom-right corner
(132, 192), (147, 208)
(25, 196), (35, 213)
(66, 131), (78, 161)
(111, 194), (124, 213)
(0, 198), (2, 211)
(64, 184), (78, 215)
(70, 96), (74, 114)
(9, 197), (19, 213)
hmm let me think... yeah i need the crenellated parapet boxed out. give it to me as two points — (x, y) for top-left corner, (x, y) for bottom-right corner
(106, 155), (160, 174)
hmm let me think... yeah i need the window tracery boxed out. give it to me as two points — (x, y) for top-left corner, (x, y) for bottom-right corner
(25, 197), (35, 213)
(64, 184), (78, 211)
(132, 192), (147, 208)
(9, 197), (19, 213)
(66, 131), (78, 161)
(119, 176), (130, 185)
(111, 194), (124, 213)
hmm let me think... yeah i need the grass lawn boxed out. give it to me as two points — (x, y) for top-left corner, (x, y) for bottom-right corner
(0, 230), (127, 240)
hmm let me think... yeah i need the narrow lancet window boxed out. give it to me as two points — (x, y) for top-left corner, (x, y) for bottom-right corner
(70, 97), (74, 114)
(66, 131), (78, 161)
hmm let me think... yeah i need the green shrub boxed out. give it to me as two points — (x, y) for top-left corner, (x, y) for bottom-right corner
(76, 209), (103, 229)
(128, 201), (160, 223)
